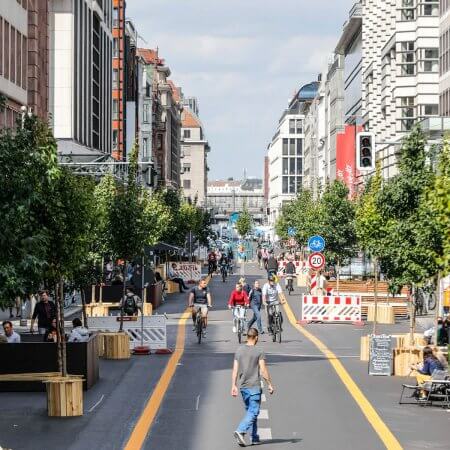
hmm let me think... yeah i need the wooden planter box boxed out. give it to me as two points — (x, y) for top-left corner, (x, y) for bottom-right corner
(393, 348), (423, 377)
(0, 334), (99, 391)
(102, 332), (130, 360)
(367, 304), (395, 324)
(45, 377), (83, 417)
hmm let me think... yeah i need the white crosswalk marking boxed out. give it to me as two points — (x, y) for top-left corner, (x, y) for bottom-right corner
(258, 428), (272, 440)
(259, 409), (269, 419)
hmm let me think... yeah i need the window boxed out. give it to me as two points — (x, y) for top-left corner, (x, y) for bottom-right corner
(143, 138), (149, 157)
(399, 41), (415, 76)
(289, 177), (296, 194)
(112, 69), (119, 89)
(282, 177), (289, 194)
(143, 103), (150, 123)
(282, 158), (288, 175)
(423, 104), (438, 115)
(399, 97), (415, 131)
(112, 100), (119, 120)
(422, 48), (439, 72)
(183, 129), (191, 139)
(289, 138), (296, 155)
(145, 82), (151, 97)
(289, 119), (295, 134)
(113, 38), (119, 58)
(297, 138), (303, 155)
(282, 138), (288, 155)
(183, 163), (191, 173)
(419, 0), (439, 16)
(4, 21), (9, 80)
(400, 0), (415, 20)
(289, 158), (296, 175)
(10, 26), (15, 84)
(183, 179), (191, 189)
(112, 130), (118, 150)
(113, 7), (119, 27)
(296, 158), (302, 174)
(296, 120), (303, 134)
(181, 145), (190, 156)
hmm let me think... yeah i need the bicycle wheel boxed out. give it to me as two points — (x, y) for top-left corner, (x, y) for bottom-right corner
(238, 320), (242, 344)
(272, 318), (277, 342)
(277, 315), (282, 343)
(196, 316), (202, 344)
(222, 269), (226, 283)
(428, 293), (437, 311)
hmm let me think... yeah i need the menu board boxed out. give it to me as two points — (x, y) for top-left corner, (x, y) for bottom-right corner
(369, 334), (393, 376)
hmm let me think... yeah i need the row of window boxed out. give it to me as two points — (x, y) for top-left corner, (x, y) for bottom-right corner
(440, 88), (450, 116)
(282, 157), (302, 176)
(398, 42), (439, 76)
(282, 176), (302, 195)
(282, 138), (303, 156)
(288, 119), (303, 134)
(398, 97), (438, 130)
(440, 28), (450, 76)
(399, 0), (439, 21)
(0, 17), (27, 90)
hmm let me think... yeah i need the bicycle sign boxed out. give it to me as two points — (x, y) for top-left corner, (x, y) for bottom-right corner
(308, 235), (325, 253)
(308, 252), (325, 270)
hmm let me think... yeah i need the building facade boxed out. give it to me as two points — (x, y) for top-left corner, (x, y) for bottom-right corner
(0, 0), (29, 128)
(440, 0), (450, 114)
(180, 103), (209, 206)
(362, 0), (440, 179)
(207, 178), (265, 225)
(267, 82), (318, 227)
(49, 0), (113, 157)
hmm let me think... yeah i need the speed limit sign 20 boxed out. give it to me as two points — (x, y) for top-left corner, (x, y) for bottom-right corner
(308, 252), (325, 270)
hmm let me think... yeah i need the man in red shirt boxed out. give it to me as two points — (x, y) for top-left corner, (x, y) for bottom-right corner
(228, 283), (250, 334)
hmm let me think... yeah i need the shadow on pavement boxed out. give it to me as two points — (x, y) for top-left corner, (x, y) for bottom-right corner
(264, 438), (303, 445)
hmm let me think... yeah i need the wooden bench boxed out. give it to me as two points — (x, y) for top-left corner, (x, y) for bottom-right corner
(328, 280), (408, 296)
(0, 372), (83, 382)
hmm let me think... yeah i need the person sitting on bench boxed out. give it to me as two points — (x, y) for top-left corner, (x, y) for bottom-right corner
(168, 263), (188, 293)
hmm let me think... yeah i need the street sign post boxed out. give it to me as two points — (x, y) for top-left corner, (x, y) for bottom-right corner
(308, 252), (325, 271)
(308, 235), (325, 253)
(288, 227), (296, 237)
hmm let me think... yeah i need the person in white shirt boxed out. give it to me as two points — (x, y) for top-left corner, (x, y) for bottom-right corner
(262, 276), (283, 334)
(2, 321), (21, 343)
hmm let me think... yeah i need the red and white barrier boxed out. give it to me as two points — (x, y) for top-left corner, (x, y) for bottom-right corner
(277, 260), (309, 276)
(301, 295), (362, 324)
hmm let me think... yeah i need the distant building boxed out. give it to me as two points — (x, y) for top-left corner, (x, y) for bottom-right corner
(207, 178), (264, 225)
(49, 0), (113, 157)
(267, 82), (318, 227)
(180, 104), (210, 206)
(440, 0), (450, 115)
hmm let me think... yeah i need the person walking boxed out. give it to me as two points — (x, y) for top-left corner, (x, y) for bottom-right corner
(30, 290), (57, 335)
(231, 328), (274, 447)
(247, 281), (264, 334)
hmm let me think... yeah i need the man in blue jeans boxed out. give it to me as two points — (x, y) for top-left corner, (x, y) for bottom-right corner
(231, 328), (274, 446)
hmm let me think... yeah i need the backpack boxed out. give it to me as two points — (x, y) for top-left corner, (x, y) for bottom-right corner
(123, 295), (137, 315)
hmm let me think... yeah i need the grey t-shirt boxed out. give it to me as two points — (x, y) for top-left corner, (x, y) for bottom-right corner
(234, 345), (265, 389)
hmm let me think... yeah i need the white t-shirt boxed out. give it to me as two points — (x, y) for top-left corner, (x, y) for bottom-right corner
(6, 331), (21, 343)
(262, 283), (282, 304)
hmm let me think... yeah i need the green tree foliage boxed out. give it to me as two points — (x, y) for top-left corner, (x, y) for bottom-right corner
(236, 206), (253, 238)
(376, 126), (437, 287)
(0, 117), (59, 305)
(318, 180), (357, 266)
(423, 139), (450, 275)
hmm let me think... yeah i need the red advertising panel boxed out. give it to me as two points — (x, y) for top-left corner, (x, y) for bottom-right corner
(336, 124), (363, 198)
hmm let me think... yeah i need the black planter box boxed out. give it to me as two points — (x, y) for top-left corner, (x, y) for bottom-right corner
(0, 333), (99, 392)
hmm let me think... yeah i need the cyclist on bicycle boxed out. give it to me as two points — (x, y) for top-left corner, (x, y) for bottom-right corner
(262, 275), (283, 334)
(284, 259), (296, 292)
(266, 252), (278, 278)
(228, 283), (250, 333)
(188, 278), (212, 336)
(207, 251), (217, 275)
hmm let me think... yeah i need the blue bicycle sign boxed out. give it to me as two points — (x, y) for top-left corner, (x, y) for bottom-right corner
(287, 227), (296, 237)
(308, 235), (325, 252)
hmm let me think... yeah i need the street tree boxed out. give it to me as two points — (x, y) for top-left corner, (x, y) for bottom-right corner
(107, 143), (148, 330)
(236, 205), (253, 238)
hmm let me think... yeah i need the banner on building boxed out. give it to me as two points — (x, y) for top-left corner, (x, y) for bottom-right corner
(170, 262), (202, 283)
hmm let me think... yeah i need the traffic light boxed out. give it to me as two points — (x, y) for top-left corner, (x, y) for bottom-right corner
(356, 132), (375, 171)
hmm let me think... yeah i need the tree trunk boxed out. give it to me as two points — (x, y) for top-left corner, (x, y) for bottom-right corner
(372, 256), (378, 335)
(434, 273), (441, 346)
(81, 288), (88, 328)
(409, 285), (416, 346)
(336, 258), (340, 295)
(60, 279), (67, 377)
(55, 283), (63, 376)
(119, 260), (127, 332)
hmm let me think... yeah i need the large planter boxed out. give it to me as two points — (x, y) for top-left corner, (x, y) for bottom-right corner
(45, 377), (83, 417)
(102, 332), (130, 360)
(0, 334), (99, 391)
(367, 304), (395, 324)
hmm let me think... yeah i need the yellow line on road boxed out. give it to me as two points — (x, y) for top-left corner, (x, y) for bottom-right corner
(282, 295), (403, 450)
(124, 274), (211, 450)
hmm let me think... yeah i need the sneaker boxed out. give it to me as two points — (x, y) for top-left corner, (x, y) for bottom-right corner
(251, 439), (261, 445)
(233, 326), (237, 333)
(259, 330), (265, 335)
(234, 431), (246, 447)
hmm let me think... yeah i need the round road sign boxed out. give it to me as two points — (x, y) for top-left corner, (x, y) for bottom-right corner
(308, 252), (325, 270)
(308, 235), (325, 253)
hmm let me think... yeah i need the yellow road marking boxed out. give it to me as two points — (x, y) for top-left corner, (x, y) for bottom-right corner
(124, 274), (211, 450)
(282, 295), (403, 450)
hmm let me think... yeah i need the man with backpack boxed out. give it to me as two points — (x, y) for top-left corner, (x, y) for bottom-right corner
(121, 287), (142, 316)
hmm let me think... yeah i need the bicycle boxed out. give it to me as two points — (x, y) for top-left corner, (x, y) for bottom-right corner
(220, 264), (228, 283)
(285, 275), (295, 295)
(267, 303), (282, 343)
(193, 306), (208, 344)
(233, 306), (247, 344)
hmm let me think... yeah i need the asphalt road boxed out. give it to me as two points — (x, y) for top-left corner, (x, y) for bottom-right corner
(2, 262), (450, 450)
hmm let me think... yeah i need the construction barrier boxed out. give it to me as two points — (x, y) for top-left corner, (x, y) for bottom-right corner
(277, 260), (309, 276)
(87, 315), (168, 351)
(301, 295), (362, 324)
(170, 262), (202, 283)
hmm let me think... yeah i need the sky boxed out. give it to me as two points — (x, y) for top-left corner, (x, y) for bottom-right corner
(127, 0), (356, 180)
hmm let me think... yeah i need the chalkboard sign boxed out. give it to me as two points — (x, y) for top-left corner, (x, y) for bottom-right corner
(369, 334), (393, 376)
